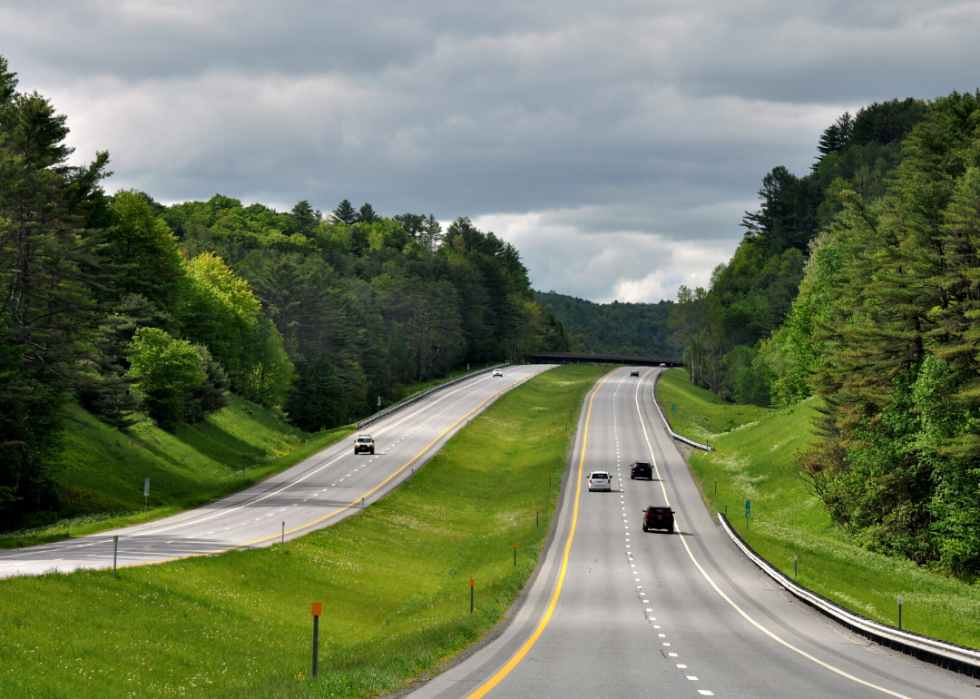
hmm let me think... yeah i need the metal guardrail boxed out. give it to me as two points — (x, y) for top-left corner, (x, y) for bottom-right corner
(651, 372), (714, 451)
(355, 364), (510, 430)
(717, 512), (980, 679)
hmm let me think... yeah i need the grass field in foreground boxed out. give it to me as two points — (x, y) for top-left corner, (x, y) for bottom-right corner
(657, 368), (980, 649)
(0, 364), (607, 699)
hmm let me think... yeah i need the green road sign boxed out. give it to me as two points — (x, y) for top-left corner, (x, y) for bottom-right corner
(671, 402), (675, 412)
(745, 499), (751, 519)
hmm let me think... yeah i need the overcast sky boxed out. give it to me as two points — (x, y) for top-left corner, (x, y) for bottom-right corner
(2, 1), (978, 303)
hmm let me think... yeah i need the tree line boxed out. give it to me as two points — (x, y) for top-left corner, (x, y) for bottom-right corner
(0, 55), (569, 530)
(533, 291), (679, 357)
(671, 92), (980, 580)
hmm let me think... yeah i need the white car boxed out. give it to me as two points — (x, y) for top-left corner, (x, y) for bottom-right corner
(588, 471), (612, 492)
(492, 369), (503, 377)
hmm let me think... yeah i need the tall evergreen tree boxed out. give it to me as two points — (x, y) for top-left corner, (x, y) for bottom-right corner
(331, 199), (358, 225)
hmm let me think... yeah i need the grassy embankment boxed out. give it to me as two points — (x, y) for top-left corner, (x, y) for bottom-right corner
(0, 396), (352, 550)
(657, 368), (980, 650)
(2, 366), (506, 550)
(0, 364), (607, 699)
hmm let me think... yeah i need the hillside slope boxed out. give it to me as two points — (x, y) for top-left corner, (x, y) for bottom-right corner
(533, 290), (677, 356)
(3, 396), (350, 547)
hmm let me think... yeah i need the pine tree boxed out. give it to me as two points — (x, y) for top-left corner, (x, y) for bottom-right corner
(331, 199), (358, 224)
(358, 202), (378, 224)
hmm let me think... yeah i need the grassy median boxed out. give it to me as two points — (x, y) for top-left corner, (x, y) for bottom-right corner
(657, 368), (980, 649)
(0, 364), (606, 699)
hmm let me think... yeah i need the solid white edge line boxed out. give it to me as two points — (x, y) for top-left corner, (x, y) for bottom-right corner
(633, 369), (914, 699)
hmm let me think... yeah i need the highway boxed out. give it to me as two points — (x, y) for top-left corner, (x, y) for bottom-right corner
(0, 365), (551, 579)
(407, 367), (978, 699)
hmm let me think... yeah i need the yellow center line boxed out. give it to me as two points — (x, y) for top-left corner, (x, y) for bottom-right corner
(120, 369), (548, 570)
(464, 368), (621, 699)
(634, 372), (914, 699)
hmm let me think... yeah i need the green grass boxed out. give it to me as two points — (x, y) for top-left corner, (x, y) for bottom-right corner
(657, 368), (980, 649)
(0, 364), (607, 699)
(1, 395), (353, 550)
(655, 369), (767, 442)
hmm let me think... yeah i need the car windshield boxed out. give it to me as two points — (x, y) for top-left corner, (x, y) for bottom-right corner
(634, 463), (650, 468)
(650, 507), (670, 514)
(357, 437), (372, 443)
(592, 473), (609, 479)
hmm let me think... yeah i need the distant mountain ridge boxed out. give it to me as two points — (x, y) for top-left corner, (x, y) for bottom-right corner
(532, 291), (679, 357)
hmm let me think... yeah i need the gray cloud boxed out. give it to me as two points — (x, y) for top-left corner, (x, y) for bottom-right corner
(1, 0), (977, 302)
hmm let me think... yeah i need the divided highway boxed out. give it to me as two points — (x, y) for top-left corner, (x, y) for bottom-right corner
(0, 365), (552, 579)
(408, 368), (978, 699)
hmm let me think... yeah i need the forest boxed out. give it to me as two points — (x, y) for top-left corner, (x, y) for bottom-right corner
(533, 291), (678, 356)
(670, 92), (980, 580)
(0, 55), (569, 530)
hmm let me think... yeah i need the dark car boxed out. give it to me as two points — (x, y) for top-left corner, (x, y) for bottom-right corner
(630, 370), (639, 377)
(642, 506), (674, 533)
(630, 461), (653, 480)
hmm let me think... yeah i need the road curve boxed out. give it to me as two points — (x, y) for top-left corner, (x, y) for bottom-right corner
(406, 367), (978, 699)
(0, 365), (553, 579)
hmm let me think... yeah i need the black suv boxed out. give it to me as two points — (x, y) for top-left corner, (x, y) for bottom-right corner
(642, 506), (674, 533)
(630, 370), (639, 377)
(630, 461), (653, 480)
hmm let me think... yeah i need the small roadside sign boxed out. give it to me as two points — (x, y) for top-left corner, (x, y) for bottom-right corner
(144, 478), (150, 498)
(745, 499), (750, 518)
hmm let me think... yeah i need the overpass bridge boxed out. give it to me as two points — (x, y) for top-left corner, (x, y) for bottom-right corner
(525, 352), (684, 367)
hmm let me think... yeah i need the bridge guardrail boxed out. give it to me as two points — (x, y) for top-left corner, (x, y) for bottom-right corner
(355, 364), (509, 430)
(651, 372), (714, 451)
(718, 512), (980, 679)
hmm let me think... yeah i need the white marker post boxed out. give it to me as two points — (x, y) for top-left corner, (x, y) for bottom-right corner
(143, 478), (150, 510)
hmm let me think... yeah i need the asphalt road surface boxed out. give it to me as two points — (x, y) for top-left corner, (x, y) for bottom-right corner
(0, 365), (552, 579)
(407, 367), (979, 699)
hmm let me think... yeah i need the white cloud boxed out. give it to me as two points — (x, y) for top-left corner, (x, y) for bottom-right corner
(1, 0), (978, 301)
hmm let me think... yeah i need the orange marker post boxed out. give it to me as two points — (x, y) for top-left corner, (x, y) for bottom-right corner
(311, 602), (322, 678)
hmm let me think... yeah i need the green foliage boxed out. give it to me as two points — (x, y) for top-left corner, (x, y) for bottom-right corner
(126, 327), (205, 430)
(794, 91), (980, 579)
(0, 54), (112, 528)
(103, 190), (185, 310)
(533, 291), (675, 356)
